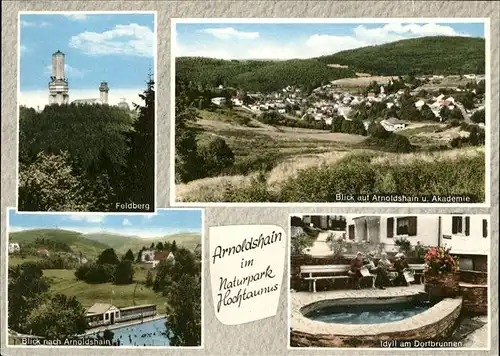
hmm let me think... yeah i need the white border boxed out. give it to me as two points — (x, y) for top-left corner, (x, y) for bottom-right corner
(16, 10), (158, 214)
(5, 207), (205, 350)
(169, 17), (491, 208)
(286, 213), (492, 351)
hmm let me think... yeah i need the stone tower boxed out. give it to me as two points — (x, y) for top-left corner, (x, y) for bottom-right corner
(99, 81), (109, 104)
(48, 50), (69, 105)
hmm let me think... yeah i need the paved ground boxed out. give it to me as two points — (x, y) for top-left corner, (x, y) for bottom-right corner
(306, 231), (333, 256)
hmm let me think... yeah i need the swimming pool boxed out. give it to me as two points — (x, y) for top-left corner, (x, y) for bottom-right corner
(304, 300), (433, 324)
(90, 317), (171, 346)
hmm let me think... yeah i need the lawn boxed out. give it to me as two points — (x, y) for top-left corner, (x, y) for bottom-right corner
(8, 254), (44, 267)
(43, 266), (167, 315)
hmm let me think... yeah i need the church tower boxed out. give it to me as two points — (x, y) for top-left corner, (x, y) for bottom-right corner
(99, 81), (109, 104)
(48, 50), (69, 105)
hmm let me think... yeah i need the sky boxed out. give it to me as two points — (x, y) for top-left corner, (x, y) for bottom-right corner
(19, 12), (155, 109)
(175, 21), (485, 60)
(8, 209), (202, 239)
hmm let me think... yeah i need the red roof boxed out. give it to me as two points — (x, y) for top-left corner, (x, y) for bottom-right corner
(153, 251), (170, 261)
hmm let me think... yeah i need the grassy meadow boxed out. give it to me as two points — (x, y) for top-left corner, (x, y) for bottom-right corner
(176, 107), (485, 203)
(42, 267), (167, 315)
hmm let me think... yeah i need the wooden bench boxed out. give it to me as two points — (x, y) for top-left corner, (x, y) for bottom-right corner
(300, 265), (376, 293)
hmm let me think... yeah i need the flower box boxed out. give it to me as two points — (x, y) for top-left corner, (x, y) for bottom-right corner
(424, 272), (460, 298)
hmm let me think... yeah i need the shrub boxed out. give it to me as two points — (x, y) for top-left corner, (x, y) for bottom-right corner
(198, 137), (235, 177)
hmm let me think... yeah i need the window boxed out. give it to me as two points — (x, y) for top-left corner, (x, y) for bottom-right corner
(452, 216), (463, 234)
(387, 218), (394, 238)
(348, 224), (355, 240)
(452, 216), (470, 236)
(105, 313), (109, 320)
(396, 217), (417, 236)
(115, 311), (119, 317)
(482, 219), (488, 238)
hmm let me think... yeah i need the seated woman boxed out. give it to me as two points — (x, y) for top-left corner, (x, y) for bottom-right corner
(367, 251), (390, 290)
(393, 253), (411, 286)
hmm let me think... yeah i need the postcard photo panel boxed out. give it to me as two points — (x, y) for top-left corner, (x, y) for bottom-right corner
(6, 208), (203, 347)
(172, 19), (488, 206)
(18, 11), (157, 213)
(289, 213), (490, 349)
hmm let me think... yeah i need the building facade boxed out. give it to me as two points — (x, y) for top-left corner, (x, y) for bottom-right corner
(344, 215), (488, 257)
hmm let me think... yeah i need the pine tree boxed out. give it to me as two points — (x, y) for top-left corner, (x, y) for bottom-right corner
(125, 74), (155, 210)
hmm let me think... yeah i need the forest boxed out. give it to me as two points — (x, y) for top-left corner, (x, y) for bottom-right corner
(175, 56), (355, 93)
(18, 79), (155, 212)
(317, 36), (486, 76)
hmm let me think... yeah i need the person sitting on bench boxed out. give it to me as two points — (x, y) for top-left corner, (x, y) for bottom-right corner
(349, 251), (365, 289)
(366, 251), (389, 290)
(393, 252), (410, 286)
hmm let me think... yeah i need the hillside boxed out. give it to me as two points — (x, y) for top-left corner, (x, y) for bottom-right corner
(317, 36), (485, 76)
(83, 232), (201, 255)
(9, 229), (110, 259)
(175, 56), (355, 93)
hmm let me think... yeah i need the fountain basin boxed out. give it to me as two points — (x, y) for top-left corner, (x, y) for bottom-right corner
(290, 290), (462, 348)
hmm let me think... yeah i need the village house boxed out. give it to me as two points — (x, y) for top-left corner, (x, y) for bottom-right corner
(37, 247), (50, 256)
(142, 249), (175, 269)
(344, 215), (488, 269)
(8, 242), (20, 254)
(231, 97), (243, 106)
(380, 117), (406, 131)
(210, 97), (226, 106)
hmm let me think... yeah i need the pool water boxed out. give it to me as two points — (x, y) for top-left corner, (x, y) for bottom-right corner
(90, 317), (171, 346)
(305, 302), (433, 324)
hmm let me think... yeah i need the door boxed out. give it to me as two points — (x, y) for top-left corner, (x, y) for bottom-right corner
(110, 312), (115, 324)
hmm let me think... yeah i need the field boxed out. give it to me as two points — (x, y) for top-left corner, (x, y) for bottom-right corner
(42, 267), (167, 315)
(176, 108), (485, 203)
(9, 229), (110, 259)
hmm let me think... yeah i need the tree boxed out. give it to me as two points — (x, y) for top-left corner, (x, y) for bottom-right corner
(125, 76), (155, 208)
(420, 104), (437, 121)
(156, 242), (164, 250)
(83, 263), (115, 284)
(198, 137), (235, 177)
(136, 247), (145, 263)
(174, 90), (203, 183)
(368, 122), (390, 139)
(123, 249), (134, 262)
(18, 151), (91, 211)
(471, 109), (485, 124)
(165, 274), (201, 346)
(114, 260), (134, 285)
(97, 248), (120, 265)
(171, 240), (177, 253)
(145, 270), (154, 287)
(8, 263), (49, 332)
(25, 294), (87, 340)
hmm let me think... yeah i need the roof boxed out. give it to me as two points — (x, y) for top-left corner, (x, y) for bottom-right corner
(153, 251), (171, 261)
(385, 117), (405, 125)
(86, 303), (116, 315)
(53, 50), (64, 56)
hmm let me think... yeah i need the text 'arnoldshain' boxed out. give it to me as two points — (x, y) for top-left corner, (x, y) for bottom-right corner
(209, 225), (287, 325)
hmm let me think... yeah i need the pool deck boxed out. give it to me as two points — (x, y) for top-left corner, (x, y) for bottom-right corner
(85, 314), (166, 335)
(290, 285), (463, 347)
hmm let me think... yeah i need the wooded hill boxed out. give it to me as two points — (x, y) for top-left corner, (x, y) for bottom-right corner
(317, 36), (485, 76)
(176, 36), (485, 93)
(175, 57), (355, 93)
(10, 228), (201, 258)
